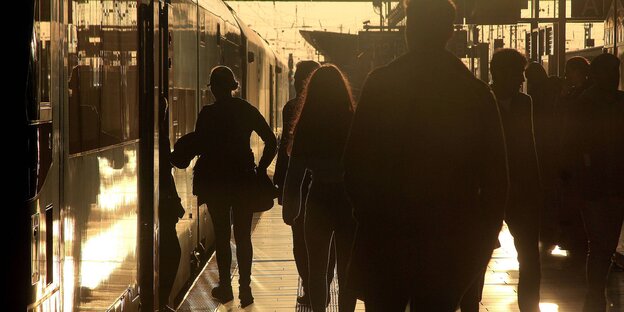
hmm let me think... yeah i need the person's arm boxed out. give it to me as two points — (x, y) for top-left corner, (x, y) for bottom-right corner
(282, 154), (306, 225)
(251, 106), (278, 171)
(529, 95), (544, 190)
(274, 103), (294, 189)
(477, 87), (508, 240)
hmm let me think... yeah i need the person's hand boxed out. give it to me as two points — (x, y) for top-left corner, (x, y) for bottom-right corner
(257, 167), (268, 177)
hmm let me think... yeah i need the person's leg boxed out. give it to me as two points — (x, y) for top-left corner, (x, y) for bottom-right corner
(232, 205), (254, 291)
(364, 285), (409, 312)
(559, 188), (588, 263)
(540, 186), (560, 254)
(159, 222), (181, 309)
(292, 213), (311, 300)
(334, 188), (357, 312)
(305, 183), (335, 312)
(582, 197), (624, 312)
(327, 237), (337, 293)
(207, 199), (234, 303)
(411, 237), (490, 312)
(232, 176), (256, 307)
(207, 202), (233, 287)
(506, 210), (542, 312)
(459, 265), (487, 312)
(292, 171), (312, 303)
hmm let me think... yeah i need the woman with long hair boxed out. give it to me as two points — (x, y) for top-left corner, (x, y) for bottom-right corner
(283, 64), (357, 311)
(193, 66), (277, 308)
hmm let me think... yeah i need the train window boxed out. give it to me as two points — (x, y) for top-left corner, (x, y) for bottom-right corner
(169, 0), (198, 142)
(27, 0), (54, 199)
(68, 0), (139, 154)
(29, 0), (51, 122)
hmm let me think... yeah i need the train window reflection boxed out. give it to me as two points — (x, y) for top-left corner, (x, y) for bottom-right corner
(68, 0), (139, 155)
(30, 0), (51, 122)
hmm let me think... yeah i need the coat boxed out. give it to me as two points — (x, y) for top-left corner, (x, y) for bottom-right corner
(343, 49), (508, 296)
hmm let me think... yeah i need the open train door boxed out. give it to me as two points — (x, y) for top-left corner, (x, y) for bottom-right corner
(136, 0), (160, 310)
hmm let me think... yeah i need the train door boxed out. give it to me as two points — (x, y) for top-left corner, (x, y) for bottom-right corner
(26, 0), (61, 309)
(153, 0), (173, 309)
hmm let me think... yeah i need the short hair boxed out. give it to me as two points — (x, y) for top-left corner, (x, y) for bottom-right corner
(590, 53), (620, 76)
(565, 56), (590, 77)
(294, 60), (321, 94)
(209, 65), (239, 91)
(525, 62), (548, 83)
(490, 48), (527, 78)
(404, 0), (456, 49)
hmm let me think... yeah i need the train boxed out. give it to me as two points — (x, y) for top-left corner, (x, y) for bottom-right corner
(25, 0), (290, 310)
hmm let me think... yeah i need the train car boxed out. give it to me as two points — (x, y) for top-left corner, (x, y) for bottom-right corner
(24, 0), (289, 310)
(565, 46), (605, 62)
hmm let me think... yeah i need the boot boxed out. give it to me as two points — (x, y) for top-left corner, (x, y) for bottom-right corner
(211, 284), (233, 303)
(296, 292), (310, 305)
(239, 285), (254, 308)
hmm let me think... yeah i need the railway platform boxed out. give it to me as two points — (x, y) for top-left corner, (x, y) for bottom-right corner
(176, 201), (624, 311)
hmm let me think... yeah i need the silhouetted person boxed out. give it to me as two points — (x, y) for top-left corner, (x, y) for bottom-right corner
(566, 53), (624, 312)
(193, 66), (277, 308)
(562, 57), (592, 101)
(491, 49), (542, 312)
(275, 60), (320, 201)
(159, 101), (185, 312)
(283, 65), (357, 312)
(525, 62), (562, 254)
(274, 60), (336, 306)
(343, 0), (508, 310)
(558, 56), (591, 262)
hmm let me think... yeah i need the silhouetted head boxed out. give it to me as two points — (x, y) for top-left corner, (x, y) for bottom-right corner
(291, 64), (354, 157)
(208, 66), (239, 100)
(589, 53), (620, 92)
(294, 60), (321, 95)
(565, 56), (590, 89)
(490, 49), (527, 99)
(525, 62), (548, 84)
(404, 0), (456, 51)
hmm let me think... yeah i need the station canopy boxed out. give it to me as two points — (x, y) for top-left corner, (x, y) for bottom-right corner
(228, 0), (614, 25)
(228, 0), (527, 25)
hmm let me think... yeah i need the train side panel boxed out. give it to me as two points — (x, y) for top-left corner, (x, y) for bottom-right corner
(25, 0), (288, 310)
(165, 0), (199, 306)
(62, 0), (141, 310)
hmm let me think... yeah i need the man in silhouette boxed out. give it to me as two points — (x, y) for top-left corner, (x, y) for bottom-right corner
(490, 48), (542, 312)
(567, 53), (624, 312)
(558, 56), (591, 262)
(343, 0), (508, 310)
(274, 60), (320, 206)
(525, 62), (561, 254)
(274, 60), (335, 305)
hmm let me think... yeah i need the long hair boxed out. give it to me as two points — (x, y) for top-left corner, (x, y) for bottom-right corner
(289, 65), (354, 159)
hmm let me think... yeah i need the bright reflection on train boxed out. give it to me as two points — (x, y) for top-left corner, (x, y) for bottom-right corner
(550, 245), (569, 257)
(80, 218), (137, 289)
(97, 151), (138, 211)
(63, 256), (75, 312)
(539, 302), (560, 311)
(80, 150), (138, 289)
